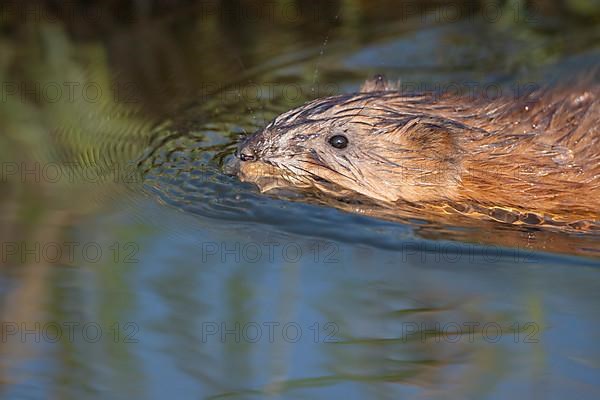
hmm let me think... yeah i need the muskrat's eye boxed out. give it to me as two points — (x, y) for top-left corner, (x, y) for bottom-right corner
(328, 135), (348, 149)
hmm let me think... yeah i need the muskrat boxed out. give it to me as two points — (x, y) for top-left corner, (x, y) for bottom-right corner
(234, 75), (600, 230)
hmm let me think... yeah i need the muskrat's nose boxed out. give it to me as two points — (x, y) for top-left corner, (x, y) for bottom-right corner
(236, 143), (257, 162)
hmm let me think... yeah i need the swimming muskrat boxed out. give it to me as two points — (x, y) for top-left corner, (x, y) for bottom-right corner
(234, 75), (600, 230)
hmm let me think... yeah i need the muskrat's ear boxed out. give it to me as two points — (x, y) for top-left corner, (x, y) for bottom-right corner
(360, 74), (400, 92)
(386, 119), (458, 155)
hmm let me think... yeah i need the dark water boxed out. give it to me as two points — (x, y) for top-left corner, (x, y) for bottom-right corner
(1, 1), (599, 399)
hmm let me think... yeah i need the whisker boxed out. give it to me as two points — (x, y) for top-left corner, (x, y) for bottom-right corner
(298, 158), (355, 183)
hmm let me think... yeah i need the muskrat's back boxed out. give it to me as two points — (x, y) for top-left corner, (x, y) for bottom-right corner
(426, 81), (599, 222)
(235, 75), (600, 230)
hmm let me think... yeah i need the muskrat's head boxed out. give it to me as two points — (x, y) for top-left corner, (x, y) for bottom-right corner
(235, 88), (468, 204)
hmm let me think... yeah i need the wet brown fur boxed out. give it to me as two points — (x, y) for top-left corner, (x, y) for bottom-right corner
(237, 75), (600, 228)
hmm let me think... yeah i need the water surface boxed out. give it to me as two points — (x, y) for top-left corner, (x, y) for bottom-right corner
(0, 1), (599, 399)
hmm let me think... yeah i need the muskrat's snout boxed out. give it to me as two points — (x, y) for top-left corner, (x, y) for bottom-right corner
(236, 136), (258, 162)
(236, 147), (256, 162)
